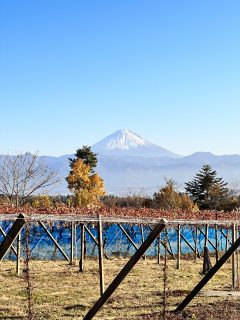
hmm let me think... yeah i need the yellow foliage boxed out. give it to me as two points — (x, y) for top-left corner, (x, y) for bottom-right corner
(89, 174), (105, 193)
(32, 194), (53, 208)
(67, 159), (91, 190)
(180, 193), (199, 211)
(154, 180), (198, 211)
(66, 159), (105, 207)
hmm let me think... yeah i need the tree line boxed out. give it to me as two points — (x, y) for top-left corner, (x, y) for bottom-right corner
(0, 147), (239, 211)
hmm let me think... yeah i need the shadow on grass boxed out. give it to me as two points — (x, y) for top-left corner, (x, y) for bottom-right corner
(64, 304), (89, 311)
(0, 317), (25, 320)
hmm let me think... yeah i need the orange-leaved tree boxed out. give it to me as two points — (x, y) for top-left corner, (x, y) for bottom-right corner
(66, 146), (105, 207)
(153, 179), (198, 211)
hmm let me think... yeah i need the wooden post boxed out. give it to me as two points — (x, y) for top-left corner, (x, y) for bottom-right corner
(204, 224), (209, 249)
(218, 227), (231, 252)
(16, 231), (21, 275)
(236, 224), (239, 289)
(84, 227), (87, 259)
(198, 227), (216, 251)
(79, 223), (85, 272)
(140, 225), (146, 260)
(70, 221), (76, 265)
(84, 224), (110, 259)
(118, 224), (146, 260)
(148, 226), (175, 259)
(232, 223), (236, 289)
(203, 246), (212, 274)
(177, 224), (181, 270)
(0, 214), (25, 261)
(118, 224), (138, 251)
(83, 220), (167, 320)
(75, 222), (77, 260)
(215, 224), (219, 262)
(194, 226), (198, 262)
(157, 235), (161, 264)
(98, 215), (105, 296)
(175, 228), (240, 312)
(174, 227), (200, 258)
(0, 226), (17, 256)
(226, 228), (229, 251)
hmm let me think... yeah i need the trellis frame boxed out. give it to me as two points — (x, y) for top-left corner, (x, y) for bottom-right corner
(0, 213), (240, 319)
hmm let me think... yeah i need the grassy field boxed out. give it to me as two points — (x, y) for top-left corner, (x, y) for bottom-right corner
(0, 257), (239, 319)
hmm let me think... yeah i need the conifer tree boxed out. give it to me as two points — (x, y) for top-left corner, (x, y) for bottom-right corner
(185, 165), (228, 210)
(68, 145), (97, 173)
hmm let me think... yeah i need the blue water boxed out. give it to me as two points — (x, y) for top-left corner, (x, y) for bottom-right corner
(0, 220), (232, 260)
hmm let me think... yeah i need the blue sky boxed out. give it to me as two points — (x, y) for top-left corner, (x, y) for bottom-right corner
(0, 0), (239, 156)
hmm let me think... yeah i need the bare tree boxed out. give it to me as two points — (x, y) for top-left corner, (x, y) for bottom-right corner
(0, 152), (60, 207)
(229, 178), (240, 197)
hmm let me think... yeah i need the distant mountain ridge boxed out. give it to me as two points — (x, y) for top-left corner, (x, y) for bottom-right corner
(95, 152), (240, 194)
(1, 130), (240, 195)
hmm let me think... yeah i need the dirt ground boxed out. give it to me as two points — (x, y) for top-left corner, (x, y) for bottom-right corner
(131, 300), (240, 319)
(0, 257), (239, 319)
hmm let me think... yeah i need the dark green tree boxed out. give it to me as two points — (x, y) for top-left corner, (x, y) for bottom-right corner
(185, 164), (228, 210)
(68, 146), (98, 173)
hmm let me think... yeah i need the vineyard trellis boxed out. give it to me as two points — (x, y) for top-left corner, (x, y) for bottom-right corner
(0, 211), (240, 319)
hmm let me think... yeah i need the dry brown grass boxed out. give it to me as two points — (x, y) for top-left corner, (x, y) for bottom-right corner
(0, 257), (238, 319)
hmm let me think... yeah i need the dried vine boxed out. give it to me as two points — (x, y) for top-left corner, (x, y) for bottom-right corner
(24, 221), (34, 320)
(162, 233), (168, 320)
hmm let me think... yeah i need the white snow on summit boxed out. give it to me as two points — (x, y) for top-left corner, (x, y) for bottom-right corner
(105, 129), (155, 150)
(92, 129), (179, 158)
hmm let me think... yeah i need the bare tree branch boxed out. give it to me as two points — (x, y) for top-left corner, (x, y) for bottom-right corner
(0, 152), (61, 207)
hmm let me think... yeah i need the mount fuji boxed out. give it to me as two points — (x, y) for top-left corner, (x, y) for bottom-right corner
(92, 129), (179, 158)
(2, 129), (240, 195)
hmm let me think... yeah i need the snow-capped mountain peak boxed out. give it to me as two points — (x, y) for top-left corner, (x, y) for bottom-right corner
(92, 129), (179, 158)
(104, 129), (154, 150)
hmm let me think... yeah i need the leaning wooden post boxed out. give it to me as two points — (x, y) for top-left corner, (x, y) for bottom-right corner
(39, 221), (70, 262)
(16, 231), (21, 275)
(70, 221), (76, 265)
(175, 228), (240, 312)
(174, 226), (200, 257)
(98, 215), (105, 296)
(0, 226), (18, 256)
(83, 220), (167, 320)
(0, 214), (25, 261)
(232, 223), (236, 289)
(198, 227), (216, 251)
(177, 224), (181, 270)
(148, 226), (175, 258)
(79, 223), (85, 272)
(167, 230), (174, 258)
